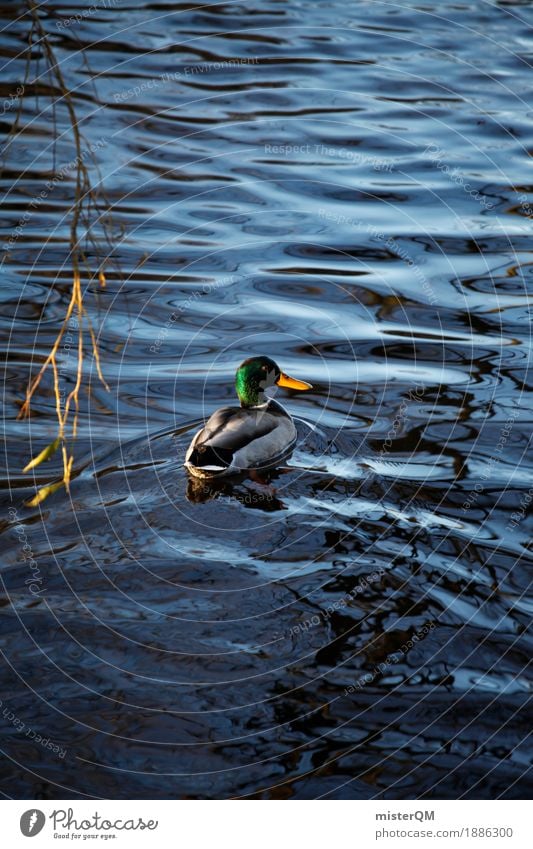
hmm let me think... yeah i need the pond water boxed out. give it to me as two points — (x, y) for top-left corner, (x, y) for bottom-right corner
(1, 0), (532, 799)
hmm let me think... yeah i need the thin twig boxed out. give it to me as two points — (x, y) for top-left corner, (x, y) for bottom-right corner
(11, 1), (118, 504)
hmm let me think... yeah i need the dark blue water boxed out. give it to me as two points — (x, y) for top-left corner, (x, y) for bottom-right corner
(1, 0), (532, 799)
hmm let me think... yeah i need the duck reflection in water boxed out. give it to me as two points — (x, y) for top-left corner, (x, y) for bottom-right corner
(186, 466), (289, 511)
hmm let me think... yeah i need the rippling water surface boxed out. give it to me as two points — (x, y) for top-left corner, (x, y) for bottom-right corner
(1, 0), (532, 799)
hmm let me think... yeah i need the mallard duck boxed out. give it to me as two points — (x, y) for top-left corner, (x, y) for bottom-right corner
(184, 356), (312, 478)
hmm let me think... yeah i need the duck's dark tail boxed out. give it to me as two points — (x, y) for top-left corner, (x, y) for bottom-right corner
(188, 444), (234, 471)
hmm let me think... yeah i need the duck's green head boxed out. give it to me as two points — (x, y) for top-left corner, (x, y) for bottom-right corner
(235, 356), (312, 408)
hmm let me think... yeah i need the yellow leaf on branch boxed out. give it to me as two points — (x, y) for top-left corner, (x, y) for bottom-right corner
(22, 437), (61, 473)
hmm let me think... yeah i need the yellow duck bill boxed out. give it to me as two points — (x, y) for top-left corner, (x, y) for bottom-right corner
(276, 372), (313, 390)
